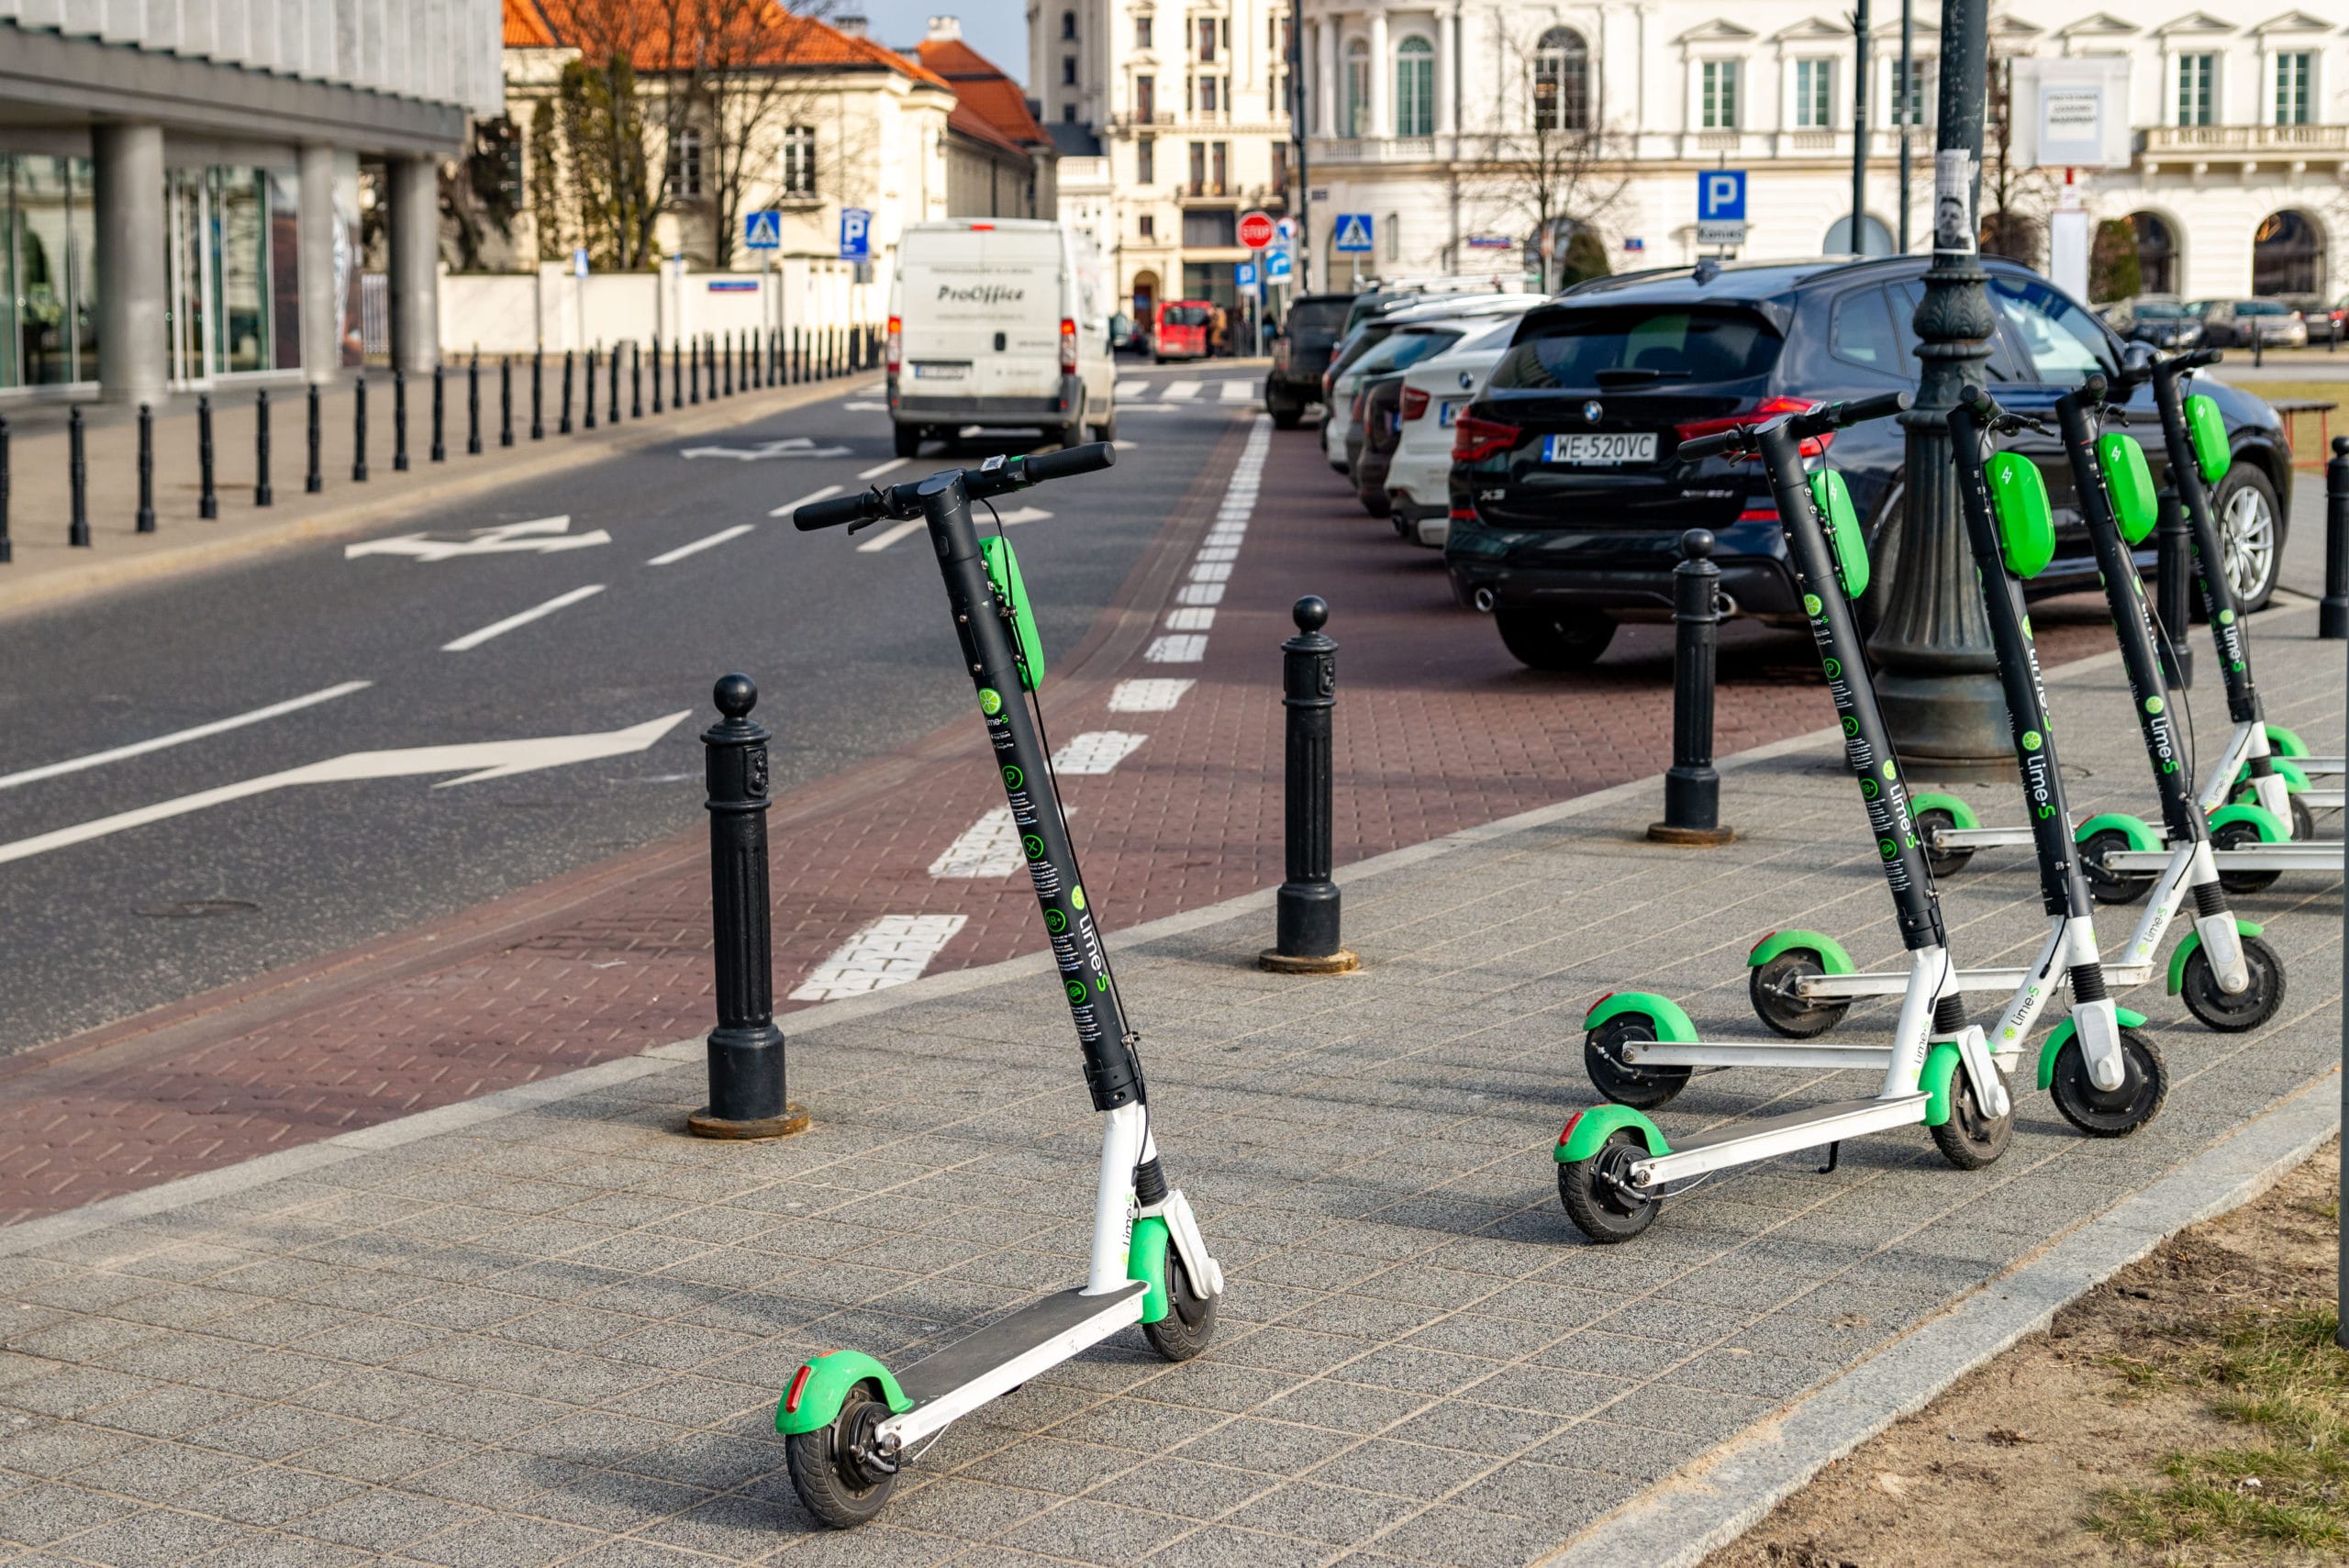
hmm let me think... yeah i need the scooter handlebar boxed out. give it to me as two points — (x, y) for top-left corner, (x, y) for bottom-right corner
(1675, 430), (1741, 462)
(793, 441), (1119, 530)
(1002, 441), (1117, 491)
(1783, 390), (1913, 440)
(794, 491), (884, 531)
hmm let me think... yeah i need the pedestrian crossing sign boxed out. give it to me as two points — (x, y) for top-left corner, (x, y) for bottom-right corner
(1332, 213), (1375, 253)
(744, 210), (783, 250)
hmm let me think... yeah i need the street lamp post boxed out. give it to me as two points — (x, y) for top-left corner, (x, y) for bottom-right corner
(1866, 0), (2009, 775)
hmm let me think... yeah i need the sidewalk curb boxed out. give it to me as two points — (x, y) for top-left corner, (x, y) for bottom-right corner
(0, 375), (874, 625)
(1538, 1071), (2343, 1568)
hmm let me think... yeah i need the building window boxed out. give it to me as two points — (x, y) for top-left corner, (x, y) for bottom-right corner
(1063, 55), (1077, 85)
(1189, 140), (1207, 191)
(1701, 60), (1740, 130)
(1197, 17), (1216, 61)
(1137, 73), (1155, 119)
(1, 154), (101, 387)
(1061, 9), (1075, 40)
(2275, 51), (2314, 125)
(1270, 139), (1287, 192)
(1138, 135), (1154, 183)
(1140, 213), (1155, 238)
(1396, 37), (1434, 137)
(781, 126), (817, 195)
(1345, 39), (1371, 137)
(1211, 140), (1228, 192)
(2176, 52), (2216, 127)
(1200, 75), (1220, 114)
(1136, 16), (1152, 49)
(1793, 59), (1832, 129)
(667, 127), (703, 197)
(1533, 28), (1590, 132)
(1063, 104), (1076, 122)
(1890, 58), (1925, 126)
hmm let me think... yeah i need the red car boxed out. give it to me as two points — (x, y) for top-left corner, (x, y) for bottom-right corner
(1154, 301), (1213, 362)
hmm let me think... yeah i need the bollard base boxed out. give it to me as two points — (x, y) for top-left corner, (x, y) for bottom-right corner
(2323, 601), (2348, 640)
(1646, 822), (1736, 847)
(1259, 948), (1360, 974)
(687, 1103), (810, 1140)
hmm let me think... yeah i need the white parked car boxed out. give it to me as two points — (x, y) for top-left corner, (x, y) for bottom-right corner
(1384, 317), (1524, 548)
(1321, 294), (1547, 474)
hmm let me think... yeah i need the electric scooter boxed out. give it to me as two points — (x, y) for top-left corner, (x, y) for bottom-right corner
(1728, 387), (2165, 1136)
(777, 445), (1224, 1527)
(1559, 394), (2017, 1245)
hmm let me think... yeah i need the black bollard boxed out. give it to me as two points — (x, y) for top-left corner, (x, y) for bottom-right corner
(650, 337), (662, 415)
(471, 354), (486, 455)
(2253, 328), (2265, 369)
(530, 350), (544, 439)
(690, 337), (702, 405)
(67, 406), (89, 547)
(134, 403), (155, 533)
(1649, 529), (1734, 845)
(1261, 597), (1358, 973)
(351, 375), (369, 482)
(2154, 486), (2195, 685)
(560, 350), (573, 435)
(584, 347), (597, 430)
(608, 339), (621, 423)
(431, 362), (447, 462)
(672, 339), (683, 408)
(306, 383), (323, 494)
(196, 395), (217, 519)
(725, 330), (736, 395)
(393, 368), (409, 471)
(2325, 437), (2349, 639)
(253, 389), (273, 506)
(790, 327), (801, 384)
(632, 340), (644, 418)
(0, 416), (10, 562)
(499, 357), (514, 448)
(687, 673), (809, 1140)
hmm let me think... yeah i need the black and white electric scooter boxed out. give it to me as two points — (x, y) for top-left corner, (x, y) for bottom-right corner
(777, 446), (1223, 1527)
(1730, 388), (2165, 1135)
(1561, 394), (2015, 1244)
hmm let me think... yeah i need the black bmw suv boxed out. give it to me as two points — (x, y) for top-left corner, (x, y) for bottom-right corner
(1445, 257), (2289, 669)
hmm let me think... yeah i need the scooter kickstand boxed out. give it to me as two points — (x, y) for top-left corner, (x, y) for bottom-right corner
(1818, 1141), (1842, 1175)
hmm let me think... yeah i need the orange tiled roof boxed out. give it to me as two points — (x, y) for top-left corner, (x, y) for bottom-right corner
(519, 1), (947, 89)
(915, 34), (1052, 152)
(504, 0), (558, 48)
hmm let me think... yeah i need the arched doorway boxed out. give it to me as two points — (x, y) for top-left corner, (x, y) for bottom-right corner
(1131, 270), (1160, 326)
(1823, 214), (1895, 257)
(2253, 209), (2323, 296)
(2130, 212), (2178, 295)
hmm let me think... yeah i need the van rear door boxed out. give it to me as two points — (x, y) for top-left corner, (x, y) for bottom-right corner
(897, 226), (1065, 401)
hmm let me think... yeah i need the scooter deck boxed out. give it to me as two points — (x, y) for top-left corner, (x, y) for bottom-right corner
(1642, 1093), (1932, 1184)
(884, 1281), (1149, 1446)
(2104, 844), (2342, 873)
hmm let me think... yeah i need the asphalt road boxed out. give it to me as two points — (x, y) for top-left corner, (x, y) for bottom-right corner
(0, 362), (1270, 1054)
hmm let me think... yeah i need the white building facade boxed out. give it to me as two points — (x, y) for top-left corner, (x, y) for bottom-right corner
(1294, 3), (2349, 303)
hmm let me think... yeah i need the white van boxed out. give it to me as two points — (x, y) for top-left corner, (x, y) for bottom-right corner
(886, 219), (1116, 458)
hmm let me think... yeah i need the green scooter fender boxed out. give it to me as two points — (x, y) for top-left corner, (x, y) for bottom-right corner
(1908, 791), (1982, 831)
(1746, 930), (1856, 974)
(1920, 1041), (1967, 1127)
(2074, 812), (2161, 852)
(1582, 991), (1698, 1042)
(2167, 919), (2266, 995)
(775, 1350), (913, 1436)
(2232, 758), (2310, 796)
(2035, 1008), (2149, 1090)
(1128, 1215), (1173, 1324)
(2206, 803), (2290, 843)
(1554, 1104), (1671, 1162)
(2263, 723), (2310, 759)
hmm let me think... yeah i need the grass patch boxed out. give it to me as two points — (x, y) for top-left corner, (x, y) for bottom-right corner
(2223, 380), (2343, 466)
(2091, 1305), (2349, 1555)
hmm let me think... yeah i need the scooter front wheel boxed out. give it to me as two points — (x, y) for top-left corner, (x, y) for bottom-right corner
(2234, 786), (2316, 844)
(1557, 1128), (1659, 1244)
(1915, 806), (1975, 878)
(1931, 1066), (2014, 1171)
(2211, 818), (2285, 895)
(785, 1381), (899, 1529)
(1584, 1018), (1691, 1109)
(1143, 1249), (1218, 1362)
(2048, 1027), (2167, 1137)
(2180, 933), (2287, 1032)
(1748, 950), (1853, 1040)
(2079, 828), (2158, 906)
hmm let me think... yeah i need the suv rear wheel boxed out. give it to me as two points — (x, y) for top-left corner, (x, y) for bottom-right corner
(1496, 609), (1616, 671)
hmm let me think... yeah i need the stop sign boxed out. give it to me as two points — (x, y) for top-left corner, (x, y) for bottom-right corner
(1238, 209), (1276, 250)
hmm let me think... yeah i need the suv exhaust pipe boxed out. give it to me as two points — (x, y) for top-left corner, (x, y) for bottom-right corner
(1472, 587), (1496, 613)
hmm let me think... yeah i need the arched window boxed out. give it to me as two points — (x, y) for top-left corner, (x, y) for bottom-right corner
(2254, 209), (2323, 295)
(1396, 37), (1434, 137)
(1534, 27), (1590, 131)
(2131, 213), (2179, 295)
(1345, 39), (1371, 137)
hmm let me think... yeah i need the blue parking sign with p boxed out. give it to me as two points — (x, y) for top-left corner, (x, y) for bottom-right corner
(1698, 171), (1746, 222)
(839, 207), (872, 261)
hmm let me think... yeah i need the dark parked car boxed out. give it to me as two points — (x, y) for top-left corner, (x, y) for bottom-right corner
(1264, 293), (1355, 428)
(2190, 297), (2308, 349)
(1445, 256), (2290, 670)
(2105, 295), (2204, 350)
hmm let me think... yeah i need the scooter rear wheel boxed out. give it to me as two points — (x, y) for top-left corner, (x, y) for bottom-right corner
(2079, 828), (2158, 906)
(1930, 1065), (2014, 1171)
(2233, 787), (2315, 844)
(1584, 1018), (1691, 1110)
(785, 1381), (899, 1529)
(2048, 1027), (2167, 1137)
(1915, 807), (1975, 878)
(1143, 1249), (1218, 1362)
(2211, 817), (2284, 895)
(1748, 950), (1853, 1040)
(2180, 933), (2286, 1032)
(1557, 1128), (1659, 1244)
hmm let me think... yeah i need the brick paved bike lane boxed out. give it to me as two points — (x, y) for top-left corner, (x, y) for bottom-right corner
(0, 414), (2127, 1228)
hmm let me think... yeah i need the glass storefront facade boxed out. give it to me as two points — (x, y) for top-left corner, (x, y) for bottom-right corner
(2, 154), (98, 387)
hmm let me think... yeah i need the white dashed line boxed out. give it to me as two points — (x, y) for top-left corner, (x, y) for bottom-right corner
(646, 524), (754, 565)
(1164, 608), (1215, 631)
(1175, 583), (1224, 606)
(1050, 730), (1149, 774)
(1108, 679), (1196, 713)
(0, 681), (373, 793)
(440, 585), (607, 652)
(789, 914), (968, 999)
(1145, 634), (1208, 663)
(859, 458), (911, 480)
(769, 484), (844, 518)
(856, 518), (928, 553)
(930, 809), (1027, 878)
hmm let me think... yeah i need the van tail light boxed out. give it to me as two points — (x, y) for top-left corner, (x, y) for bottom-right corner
(1452, 413), (1521, 462)
(1059, 318), (1078, 374)
(1675, 397), (1827, 458)
(885, 316), (902, 374)
(1401, 387), (1430, 421)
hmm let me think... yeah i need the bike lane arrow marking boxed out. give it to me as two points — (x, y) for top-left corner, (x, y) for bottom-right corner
(346, 516), (613, 562)
(680, 438), (854, 461)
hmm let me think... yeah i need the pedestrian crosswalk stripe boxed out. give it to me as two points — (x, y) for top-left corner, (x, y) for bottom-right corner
(1164, 607), (1215, 631)
(1108, 678), (1195, 713)
(1050, 730), (1149, 775)
(789, 913), (967, 998)
(1218, 380), (1254, 404)
(1163, 381), (1202, 402)
(1116, 379), (1144, 397)
(1145, 633), (1208, 662)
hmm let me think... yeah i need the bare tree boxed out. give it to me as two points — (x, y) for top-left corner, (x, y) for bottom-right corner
(1978, 50), (2058, 267)
(665, 0), (844, 269)
(1481, 27), (1629, 286)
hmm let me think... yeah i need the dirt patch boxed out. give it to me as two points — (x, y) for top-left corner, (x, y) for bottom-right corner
(1704, 1141), (2344, 1568)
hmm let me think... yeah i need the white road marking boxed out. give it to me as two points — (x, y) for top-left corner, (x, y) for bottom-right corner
(348, 516), (610, 562)
(1108, 678), (1195, 713)
(1219, 380), (1254, 403)
(770, 484), (844, 518)
(1175, 583), (1224, 606)
(1050, 730), (1149, 774)
(789, 913), (968, 1000)
(0, 681), (373, 794)
(856, 518), (928, 553)
(646, 524), (754, 566)
(681, 437), (852, 461)
(1188, 561), (1233, 583)
(1193, 546), (1240, 562)
(859, 457), (911, 480)
(441, 584), (607, 651)
(1116, 379), (1145, 398)
(1164, 607), (1215, 631)
(1144, 634), (1208, 663)
(1163, 381), (1202, 402)
(930, 808), (1028, 878)
(842, 401), (888, 412)
(0, 712), (688, 868)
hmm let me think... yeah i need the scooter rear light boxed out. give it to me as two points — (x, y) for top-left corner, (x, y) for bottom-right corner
(1583, 991), (1616, 1024)
(1558, 1109), (1585, 1146)
(1676, 397), (1829, 458)
(1750, 932), (1776, 957)
(1059, 318), (1078, 374)
(1401, 387), (1430, 420)
(885, 316), (902, 374)
(783, 1363), (814, 1414)
(1452, 413), (1521, 462)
